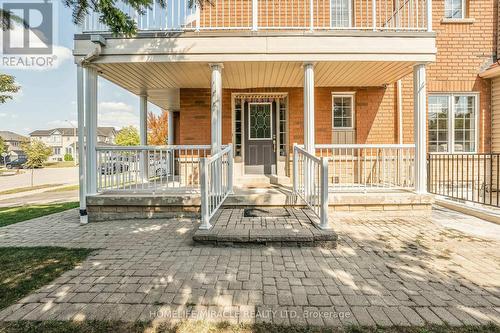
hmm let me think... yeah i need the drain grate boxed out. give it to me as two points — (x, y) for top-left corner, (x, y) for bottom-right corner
(243, 208), (291, 218)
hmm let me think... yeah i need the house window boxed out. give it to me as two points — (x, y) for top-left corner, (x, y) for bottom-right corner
(279, 99), (287, 157)
(248, 103), (272, 139)
(331, 0), (352, 28)
(444, 0), (465, 19)
(428, 94), (477, 153)
(332, 94), (354, 129)
(234, 99), (242, 157)
(53, 147), (61, 155)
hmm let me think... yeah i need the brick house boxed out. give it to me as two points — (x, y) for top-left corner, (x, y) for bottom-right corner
(74, 0), (495, 226)
(30, 127), (116, 162)
(0, 131), (28, 162)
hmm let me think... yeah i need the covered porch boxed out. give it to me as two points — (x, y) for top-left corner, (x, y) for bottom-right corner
(75, 35), (435, 227)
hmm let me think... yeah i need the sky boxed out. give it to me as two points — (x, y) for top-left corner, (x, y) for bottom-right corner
(0, 1), (161, 136)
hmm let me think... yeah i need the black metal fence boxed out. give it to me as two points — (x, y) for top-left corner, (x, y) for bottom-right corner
(427, 153), (500, 207)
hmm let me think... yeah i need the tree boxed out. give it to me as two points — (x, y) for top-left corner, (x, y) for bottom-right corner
(0, 8), (26, 31)
(63, 0), (207, 36)
(21, 140), (52, 186)
(0, 74), (20, 104)
(148, 110), (169, 145)
(22, 140), (51, 168)
(0, 136), (7, 154)
(0, 9), (23, 104)
(116, 126), (140, 146)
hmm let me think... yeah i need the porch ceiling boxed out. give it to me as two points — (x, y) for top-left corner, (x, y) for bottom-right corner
(95, 61), (415, 110)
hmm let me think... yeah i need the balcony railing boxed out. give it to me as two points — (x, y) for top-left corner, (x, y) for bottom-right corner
(428, 153), (500, 208)
(82, 0), (431, 33)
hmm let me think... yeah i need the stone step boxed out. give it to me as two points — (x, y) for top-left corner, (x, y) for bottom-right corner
(225, 186), (300, 206)
(193, 207), (337, 247)
(234, 175), (292, 188)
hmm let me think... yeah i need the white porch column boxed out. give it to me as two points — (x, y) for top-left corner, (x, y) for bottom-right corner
(413, 63), (427, 194)
(77, 65), (87, 224)
(85, 67), (98, 196)
(210, 63), (223, 197)
(303, 63), (315, 199)
(139, 95), (149, 181)
(303, 63), (315, 153)
(167, 110), (174, 145)
(210, 63), (223, 154)
(139, 95), (148, 145)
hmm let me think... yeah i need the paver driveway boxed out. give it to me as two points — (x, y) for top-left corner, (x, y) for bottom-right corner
(0, 207), (499, 327)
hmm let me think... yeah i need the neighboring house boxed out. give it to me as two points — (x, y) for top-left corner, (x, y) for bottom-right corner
(73, 0), (496, 224)
(0, 130), (28, 162)
(30, 127), (116, 162)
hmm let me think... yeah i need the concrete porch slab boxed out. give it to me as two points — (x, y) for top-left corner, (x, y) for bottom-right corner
(86, 186), (433, 221)
(193, 207), (338, 247)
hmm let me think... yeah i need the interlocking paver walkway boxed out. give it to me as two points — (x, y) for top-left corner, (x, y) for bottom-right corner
(0, 207), (499, 326)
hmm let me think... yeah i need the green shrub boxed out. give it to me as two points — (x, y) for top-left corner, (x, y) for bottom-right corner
(64, 153), (74, 161)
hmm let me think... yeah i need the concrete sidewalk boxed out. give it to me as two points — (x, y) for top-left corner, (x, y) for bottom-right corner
(0, 189), (78, 208)
(0, 167), (78, 192)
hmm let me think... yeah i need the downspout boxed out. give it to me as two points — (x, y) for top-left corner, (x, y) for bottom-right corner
(77, 35), (106, 67)
(76, 35), (106, 225)
(76, 65), (86, 224)
(397, 80), (404, 186)
(397, 80), (403, 144)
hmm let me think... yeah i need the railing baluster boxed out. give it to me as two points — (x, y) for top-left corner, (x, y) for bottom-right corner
(95, 145), (212, 194)
(82, 0), (427, 32)
(497, 154), (499, 207)
(428, 152), (500, 208)
(490, 154), (493, 205)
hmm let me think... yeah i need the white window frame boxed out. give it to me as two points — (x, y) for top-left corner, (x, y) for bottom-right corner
(330, 0), (353, 28)
(248, 102), (273, 141)
(444, 0), (466, 19)
(332, 92), (355, 130)
(428, 93), (479, 153)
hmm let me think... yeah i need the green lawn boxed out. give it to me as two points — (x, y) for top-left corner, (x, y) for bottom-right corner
(0, 322), (498, 333)
(0, 202), (79, 227)
(0, 247), (93, 310)
(0, 184), (63, 196)
(44, 161), (77, 168)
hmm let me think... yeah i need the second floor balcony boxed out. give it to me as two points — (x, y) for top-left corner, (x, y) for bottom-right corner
(82, 0), (432, 34)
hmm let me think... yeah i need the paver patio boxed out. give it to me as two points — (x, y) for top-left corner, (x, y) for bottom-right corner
(0, 207), (499, 327)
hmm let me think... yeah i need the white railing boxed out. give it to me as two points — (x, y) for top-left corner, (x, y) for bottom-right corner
(315, 144), (415, 191)
(82, 0), (431, 33)
(293, 145), (330, 229)
(83, 0), (197, 32)
(200, 144), (234, 229)
(95, 145), (211, 193)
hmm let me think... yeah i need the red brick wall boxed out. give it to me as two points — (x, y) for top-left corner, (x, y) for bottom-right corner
(399, 0), (496, 152)
(179, 89), (211, 145)
(179, 87), (399, 148)
(180, 0), (496, 152)
(176, 0), (497, 151)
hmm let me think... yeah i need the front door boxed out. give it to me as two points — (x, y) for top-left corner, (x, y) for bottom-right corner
(244, 102), (276, 174)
